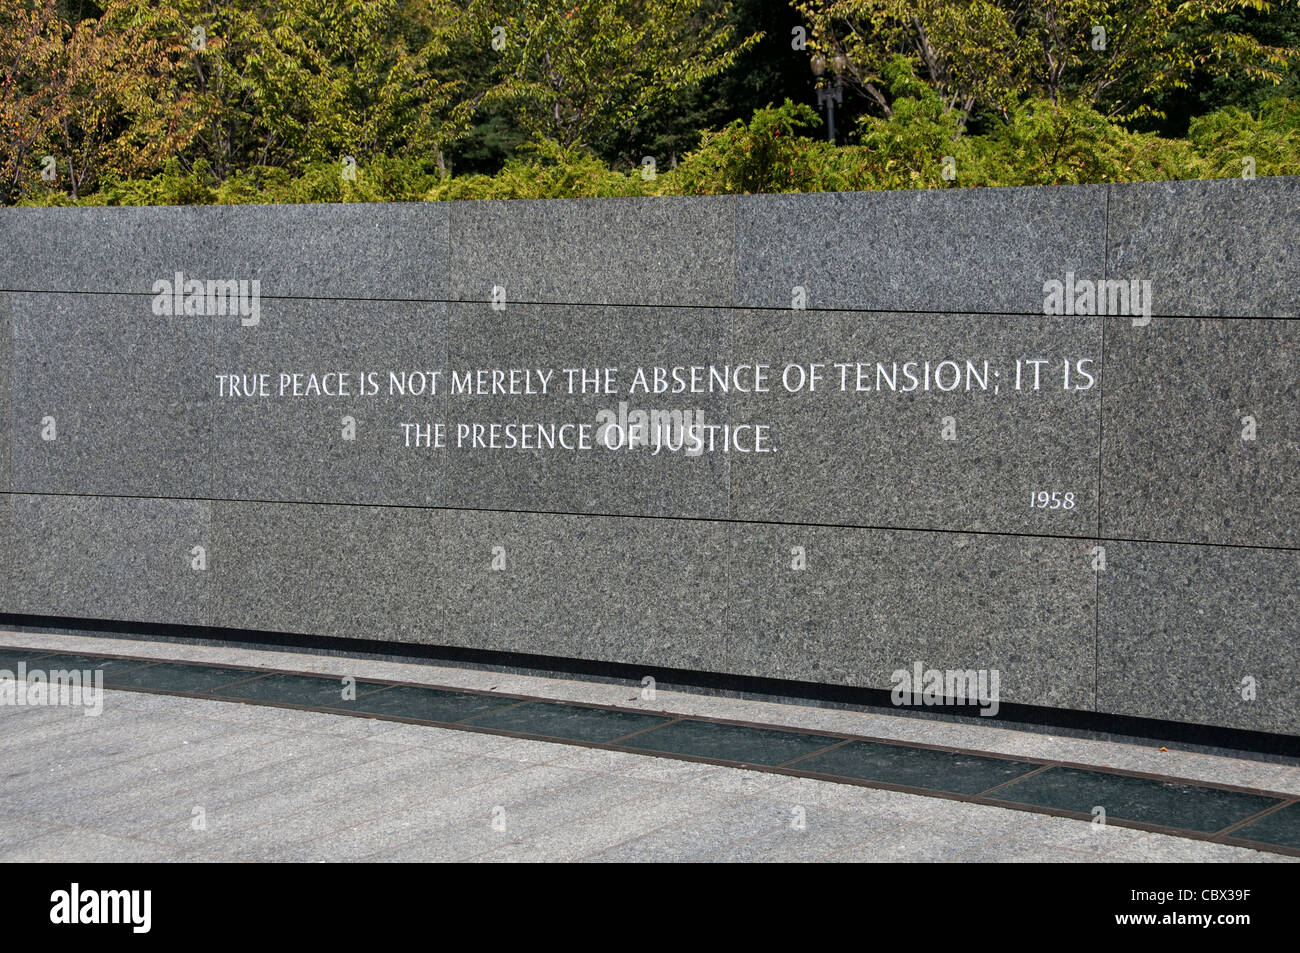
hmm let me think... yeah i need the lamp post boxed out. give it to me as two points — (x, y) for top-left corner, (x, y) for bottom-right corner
(811, 52), (847, 144)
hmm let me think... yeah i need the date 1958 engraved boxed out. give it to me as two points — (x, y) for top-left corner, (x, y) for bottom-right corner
(1029, 491), (1076, 510)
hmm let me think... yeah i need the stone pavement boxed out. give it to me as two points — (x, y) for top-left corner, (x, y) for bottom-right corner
(0, 631), (1295, 863)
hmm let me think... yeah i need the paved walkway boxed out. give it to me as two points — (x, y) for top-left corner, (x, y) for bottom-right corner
(1, 632), (1294, 862)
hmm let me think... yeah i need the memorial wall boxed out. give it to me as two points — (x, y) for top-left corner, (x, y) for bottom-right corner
(0, 177), (1295, 736)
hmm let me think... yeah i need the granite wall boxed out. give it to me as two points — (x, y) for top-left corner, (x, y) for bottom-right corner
(1, 177), (1296, 736)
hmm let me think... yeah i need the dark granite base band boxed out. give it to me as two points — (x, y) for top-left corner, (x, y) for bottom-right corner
(0, 492), (1091, 714)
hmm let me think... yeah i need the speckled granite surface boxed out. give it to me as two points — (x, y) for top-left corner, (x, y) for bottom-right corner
(0, 178), (1295, 735)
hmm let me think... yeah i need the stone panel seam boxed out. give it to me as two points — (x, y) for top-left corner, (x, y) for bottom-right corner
(6, 489), (1297, 555)
(1095, 185), (1110, 712)
(3, 288), (1296, 323)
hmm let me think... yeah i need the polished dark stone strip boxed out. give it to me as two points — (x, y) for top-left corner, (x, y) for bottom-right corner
(1231, 802), (1300, 850)
(351, 684), (523, 724)
(102, 662), (269, 693)
(462, 700), (672, 743)
(794, 740), (1040, 795)
(621, 719), (843, 767)
(990, 765), (1282, 833)
(208, 672), (391, 708)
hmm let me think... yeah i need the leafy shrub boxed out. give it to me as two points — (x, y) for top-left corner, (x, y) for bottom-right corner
(17, 97), (1298, 206)
(1187, 98), (1300, 177)
(425, 140), (648, 200)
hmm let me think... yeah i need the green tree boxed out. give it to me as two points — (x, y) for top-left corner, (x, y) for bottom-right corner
(794, 0), (1299, 129)
(670, 98), (840, 192)
(174, 0), (471, 175)
(1, 0), (205, 201)
(601, 0), (819, 170)
(1145, 1), (1300, 134)
(469, 0), (762, 149)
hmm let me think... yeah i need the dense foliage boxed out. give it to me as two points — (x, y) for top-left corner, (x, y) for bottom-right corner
(3, 0), (1297, 205)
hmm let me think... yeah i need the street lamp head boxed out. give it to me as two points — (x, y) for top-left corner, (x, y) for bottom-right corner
(831, 52), (847, 75)
(810, 53), (826, 77)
